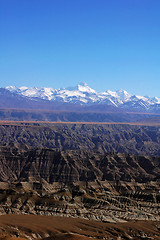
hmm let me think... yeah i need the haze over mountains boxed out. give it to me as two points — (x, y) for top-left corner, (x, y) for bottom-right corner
(5, 82), (160, 113)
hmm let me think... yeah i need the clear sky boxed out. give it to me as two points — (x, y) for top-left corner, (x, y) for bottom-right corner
(0, 0), (160, 96)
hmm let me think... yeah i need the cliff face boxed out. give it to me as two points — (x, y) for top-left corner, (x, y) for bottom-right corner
(0, 122), (160, 183)
(0, 148), (160, 183)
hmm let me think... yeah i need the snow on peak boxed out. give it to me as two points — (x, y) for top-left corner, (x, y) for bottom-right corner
(106, 90), (118, 97)
(5, 83), (160, 110)
(66, 82), (96, 94)
(19, 86), (28, 91)
(6, 86), (18, 92)
(152, 97), (160, 104)
(77, 82), (96, 93)
(116, 89), (131, 100)
(18, 87), (42, 98)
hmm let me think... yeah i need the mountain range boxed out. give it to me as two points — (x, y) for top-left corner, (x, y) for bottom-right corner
(5, 82), (160, 113)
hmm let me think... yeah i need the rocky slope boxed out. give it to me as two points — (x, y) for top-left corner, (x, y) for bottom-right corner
(0, 122), (160, 156)
(0, 148), (160, 183)
(0, 179), (160, 223)
(0, 122), (160, 229)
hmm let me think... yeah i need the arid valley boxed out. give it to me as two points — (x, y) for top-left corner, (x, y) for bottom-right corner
(0, 121), (160, 239)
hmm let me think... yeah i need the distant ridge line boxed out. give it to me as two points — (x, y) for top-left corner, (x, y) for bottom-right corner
(0, 120), (160, 126)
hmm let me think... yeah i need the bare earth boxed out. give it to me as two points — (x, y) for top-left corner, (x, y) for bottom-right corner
(0, 215), (160, 240)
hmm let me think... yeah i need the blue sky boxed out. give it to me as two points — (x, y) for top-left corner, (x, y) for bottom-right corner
(0, 0), (160, 96)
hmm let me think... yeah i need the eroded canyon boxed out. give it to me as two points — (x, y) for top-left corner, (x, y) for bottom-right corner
(0, 122), (160, 239)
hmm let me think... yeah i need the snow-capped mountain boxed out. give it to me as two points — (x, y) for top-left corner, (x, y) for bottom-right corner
(5, 82), (160, 113)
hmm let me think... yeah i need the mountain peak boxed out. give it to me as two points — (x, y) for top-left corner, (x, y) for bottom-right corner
(6, 86), (18, 92)
(66, 82), (96, 94)
(116, 89), (131, 101)
(78, 81), (88, 87)
(77, 82), (96, 94)
(4, 84), (160, 113)
(116, 89), (130, 95)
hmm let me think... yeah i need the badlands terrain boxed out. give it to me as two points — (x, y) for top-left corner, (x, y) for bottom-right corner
(0, 121), (160, 239)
